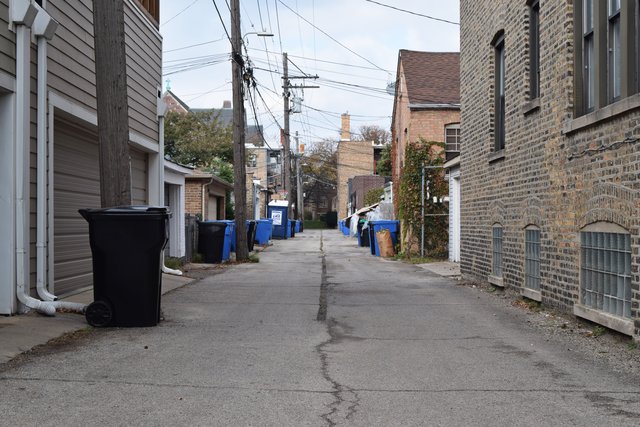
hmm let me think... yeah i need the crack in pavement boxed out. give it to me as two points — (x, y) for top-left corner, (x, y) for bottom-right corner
(316, 231), (361, 426)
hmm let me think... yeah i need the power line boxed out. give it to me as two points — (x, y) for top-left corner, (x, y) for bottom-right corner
(276, 0), (387, 72)
(364, 0), (459, 25)
(161, 0), (201, 27)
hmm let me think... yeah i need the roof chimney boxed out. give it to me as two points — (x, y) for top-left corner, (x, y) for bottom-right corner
(341, 113), (350, 141)
(222, 100), (232, 109)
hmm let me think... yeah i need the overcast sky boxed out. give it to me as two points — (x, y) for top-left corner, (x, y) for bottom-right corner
(159, 0), (460, 148)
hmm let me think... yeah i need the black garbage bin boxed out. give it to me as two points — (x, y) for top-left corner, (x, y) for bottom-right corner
(198, 221), (228, 263)
(246, 220), (257, 252)
(360, 224), (370, 248)
(79, 206), (169, 328)
(368, 225), (376, 255)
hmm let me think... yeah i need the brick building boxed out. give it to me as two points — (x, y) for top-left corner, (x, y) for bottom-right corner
(349, 175), (388, 212)
(390, 50), (461, 252)
(185, 170), (232, 220)
(336, 114), (374, 219)
(460, 0), (640, 339)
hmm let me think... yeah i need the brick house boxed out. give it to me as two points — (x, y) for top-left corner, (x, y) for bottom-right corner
(390, 50), (461, 252)
(460, 0), (640, 339)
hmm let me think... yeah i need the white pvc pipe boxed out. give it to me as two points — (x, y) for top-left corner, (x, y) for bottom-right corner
(36, 35), (56, 302)
(15, 24), (55, 316)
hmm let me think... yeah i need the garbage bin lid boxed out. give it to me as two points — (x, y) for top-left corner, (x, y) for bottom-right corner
(79, 206), (170, 221)
(268, 200), (289, 207)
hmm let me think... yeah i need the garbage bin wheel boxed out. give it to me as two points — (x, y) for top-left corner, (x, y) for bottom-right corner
(86, 300), (113, 327)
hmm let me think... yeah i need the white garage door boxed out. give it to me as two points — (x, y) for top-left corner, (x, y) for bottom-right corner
(53, 118), (100, 296)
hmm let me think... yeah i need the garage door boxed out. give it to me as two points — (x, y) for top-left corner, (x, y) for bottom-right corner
(53, 118), (100, 296)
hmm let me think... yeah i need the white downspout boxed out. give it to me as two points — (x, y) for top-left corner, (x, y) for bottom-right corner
(33, 6), (84, 312)
(14, 18), (55, 315)
(158, 97), (182, 276)
(35, 31), (55, 302)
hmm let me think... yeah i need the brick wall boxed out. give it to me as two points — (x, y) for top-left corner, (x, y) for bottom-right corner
(460, 0), (640, 338)
(336, 141), (373, 219)
(185, 180), (204, 217)
(350, 175), (386, 210)
(391, 61), (460, 217)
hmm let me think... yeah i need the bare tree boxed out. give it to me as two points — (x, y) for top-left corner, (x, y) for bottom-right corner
(355, 125), (391, 145)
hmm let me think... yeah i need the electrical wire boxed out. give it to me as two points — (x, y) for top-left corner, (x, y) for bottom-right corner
(276, 0), (387, 72)
(364, 0), (459, 25)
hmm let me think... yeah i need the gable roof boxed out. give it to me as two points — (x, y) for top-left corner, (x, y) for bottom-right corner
(399, 50), (460, 106)
(162, 90), (190, 114)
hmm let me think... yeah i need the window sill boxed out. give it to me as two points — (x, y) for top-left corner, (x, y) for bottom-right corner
(488, 150), (505, 164)
(573, 304), (634, 337)
(563, 93), (640, 135)
(521, 288), (541, 302)
(488, 275), (504, 287)
(521, 98), (540, 116)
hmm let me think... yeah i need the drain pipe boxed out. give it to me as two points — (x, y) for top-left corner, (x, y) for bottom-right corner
(12, 3), (55, 316)
(158, 95), (182, 276)
(34, 6), (57, 302)
(32, 7), (85, 313)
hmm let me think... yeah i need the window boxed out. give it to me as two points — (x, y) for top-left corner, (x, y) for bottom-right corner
(609, 0), (622, 101)
(492, 225), (504, 277)
(580, 230), (631, 318)
(574, 0), (638, 115)
(494, 34), (505, 151)
(524, 228), (541, 291)
(529, 0), (540, 99)
(445, 124), (460, 161)
(583, 0), (596, 112)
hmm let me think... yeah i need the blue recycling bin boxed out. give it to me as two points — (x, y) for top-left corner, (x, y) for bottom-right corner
(255, 219), (271, 245)
(370, 220), (400, 257)
(295, 220), (301, 233)
(287, 219), (295, 238)
(268, 202), (289, 239)
(220, 220), (237, 253)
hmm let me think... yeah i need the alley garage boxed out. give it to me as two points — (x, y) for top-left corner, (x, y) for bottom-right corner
(53, 117), (150, 296)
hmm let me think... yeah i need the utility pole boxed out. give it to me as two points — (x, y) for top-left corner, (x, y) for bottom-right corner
(230, 0), (248, 260)
(282, 53), (318, 218)
(282, 53), (291, 215)
(295, 132), (304, 223)
(92, 0), (131, 207)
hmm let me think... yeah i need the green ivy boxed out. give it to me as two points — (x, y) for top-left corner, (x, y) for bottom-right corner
(397, 139), (448, 258)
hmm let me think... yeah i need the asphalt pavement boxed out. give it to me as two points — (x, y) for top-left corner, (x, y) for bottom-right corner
(0, 229), (639, 426)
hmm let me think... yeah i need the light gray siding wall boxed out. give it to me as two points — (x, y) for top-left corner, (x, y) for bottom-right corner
(124, 2), (161, 142)
(131, 148), (148, 205)
(0, 0), (15, 77)
(46, 0), (161, 138)
(47, 0), (96, 114)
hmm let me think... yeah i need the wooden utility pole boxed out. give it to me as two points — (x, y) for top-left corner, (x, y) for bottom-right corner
(92, 1), (131, 207)
(282, 53), (291, 215)
(230, 0), (249, 260)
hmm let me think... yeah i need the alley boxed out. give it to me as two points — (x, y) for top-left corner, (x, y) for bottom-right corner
(1, 230), (639, 426)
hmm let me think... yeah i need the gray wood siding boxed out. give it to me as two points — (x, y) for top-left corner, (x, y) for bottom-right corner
(46, 0), (161, 138)
(0, 0), (15, 77)
(47, 0), (96, 114)
(124, 2), (161, 142)
(131, 148), (148, 205)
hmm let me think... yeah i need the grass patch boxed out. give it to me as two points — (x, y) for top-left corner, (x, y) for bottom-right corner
(592, 326), (607, 338)
(191, 253), (203, 263)
(164, 257), (183, 270)
(303, 220), (329, 229)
